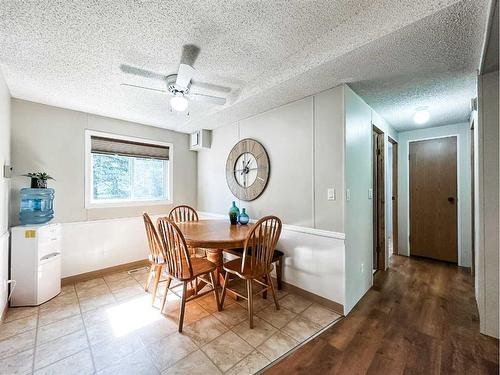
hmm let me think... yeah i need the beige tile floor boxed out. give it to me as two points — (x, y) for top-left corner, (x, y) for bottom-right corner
(0, 267), (342, 375)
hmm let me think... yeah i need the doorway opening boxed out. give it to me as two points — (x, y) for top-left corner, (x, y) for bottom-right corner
(409, 136), (458, 263)
(372, 126), (385, 271)
(388, 137), (398, 257)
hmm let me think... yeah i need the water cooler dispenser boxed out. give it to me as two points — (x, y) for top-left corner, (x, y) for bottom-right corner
(10, 223), (62, 306)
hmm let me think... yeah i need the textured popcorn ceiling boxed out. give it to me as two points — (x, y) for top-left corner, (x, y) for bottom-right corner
(0, 0), (490, 133)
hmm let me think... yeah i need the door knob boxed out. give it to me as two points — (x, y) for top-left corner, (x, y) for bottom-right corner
(448, 197), (455, 203)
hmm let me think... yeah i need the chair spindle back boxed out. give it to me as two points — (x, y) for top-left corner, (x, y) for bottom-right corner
(143, 213), (166, 263)
(157, 217), (193, 280)
(241, 216), (282, 274)
(168, 205), (199, 223)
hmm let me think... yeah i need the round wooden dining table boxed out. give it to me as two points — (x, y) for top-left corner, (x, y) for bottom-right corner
(175, 219), (254, 294)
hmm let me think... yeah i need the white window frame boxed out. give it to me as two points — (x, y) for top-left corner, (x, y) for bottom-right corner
(84, 130), (174, 209)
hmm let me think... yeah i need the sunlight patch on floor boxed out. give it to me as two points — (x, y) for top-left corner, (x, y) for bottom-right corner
(106, 295), (162, 337)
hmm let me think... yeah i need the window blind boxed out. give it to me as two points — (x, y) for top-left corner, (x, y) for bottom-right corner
(91, 136), (169, 160)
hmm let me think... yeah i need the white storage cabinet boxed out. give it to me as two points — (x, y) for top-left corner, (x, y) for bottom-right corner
(10, 223), (62, 306)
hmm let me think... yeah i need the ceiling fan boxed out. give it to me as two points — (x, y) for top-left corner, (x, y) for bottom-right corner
(120, 44), (230, 112)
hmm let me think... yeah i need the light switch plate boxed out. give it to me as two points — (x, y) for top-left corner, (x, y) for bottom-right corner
(327, 188), (335, 201)
(368, 188), (373, 199)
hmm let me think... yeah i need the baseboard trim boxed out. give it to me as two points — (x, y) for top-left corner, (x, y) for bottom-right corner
(276, 278), (344, 316)
(61, 259), (150, 285)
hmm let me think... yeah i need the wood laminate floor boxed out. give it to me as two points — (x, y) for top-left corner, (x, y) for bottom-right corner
(265, 255), (499, 375)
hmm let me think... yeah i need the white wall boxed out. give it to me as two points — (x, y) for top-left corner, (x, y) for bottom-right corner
(197, 86), (345, 231)
(10, 99), (197, 277)
(314, 88), (345, 231)
(343, 86), (398, 313)
(476, 70), (499, 338)
(197, 84), (400, 312)
(60, 217), (150, 278)
(344, 87), (373, 313)
(11, 99), (197, 224)
(197, 86), (346, 308)
(397, 123), (472, 267)
(239, 98), (315, 227)
(0, 69), (10, 317)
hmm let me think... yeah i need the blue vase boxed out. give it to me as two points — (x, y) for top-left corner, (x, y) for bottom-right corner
(19, 188), (55, 225)
(238, 208), (249, 225)
(228, 201), (240, 225)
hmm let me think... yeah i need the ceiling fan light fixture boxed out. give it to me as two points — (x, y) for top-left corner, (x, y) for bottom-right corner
(413, 106), (430, 124)
(170, 95), (188, 112)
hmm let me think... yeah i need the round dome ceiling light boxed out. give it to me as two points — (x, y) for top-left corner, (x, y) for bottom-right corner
(413, 107), (430, 125)
(170, 94), (188, 112)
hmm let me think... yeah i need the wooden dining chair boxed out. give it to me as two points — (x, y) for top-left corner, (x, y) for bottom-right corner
(157, 217), (221, 332)
(168, 205), (199, 223)
(168, 205), (206, 258)
(221, 216), (282, 328)
(143, 213), (168, 305)
(228, 248), (284, 290)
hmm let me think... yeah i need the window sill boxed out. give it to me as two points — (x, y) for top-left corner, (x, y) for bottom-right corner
(85, 199), (173, 209)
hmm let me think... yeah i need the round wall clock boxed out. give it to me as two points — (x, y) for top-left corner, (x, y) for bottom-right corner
(226, 138), (270, 201)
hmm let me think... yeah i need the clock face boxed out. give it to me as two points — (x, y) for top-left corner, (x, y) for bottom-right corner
(226, 139), (270, 201)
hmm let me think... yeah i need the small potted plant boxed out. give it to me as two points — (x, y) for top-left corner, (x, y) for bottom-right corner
(22, 172), (55, 189)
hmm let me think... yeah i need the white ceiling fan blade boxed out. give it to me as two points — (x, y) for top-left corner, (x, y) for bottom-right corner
(120, 83), (168, 93)
(176, 63), (195, 90)
(190, 80), (232, 93)
(120, 64), (166, 81)
(189, 92), (226, 105)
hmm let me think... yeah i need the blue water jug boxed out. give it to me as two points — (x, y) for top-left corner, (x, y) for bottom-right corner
(19, 188), (55, 225)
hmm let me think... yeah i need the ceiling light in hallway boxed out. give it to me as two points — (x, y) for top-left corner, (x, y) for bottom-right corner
(413, 107), (430, 124)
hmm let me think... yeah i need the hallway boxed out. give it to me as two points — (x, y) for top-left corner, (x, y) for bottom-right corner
(265, 255), (499, 374)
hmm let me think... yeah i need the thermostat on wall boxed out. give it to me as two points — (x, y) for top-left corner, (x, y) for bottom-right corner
(190, 129), (212, 151)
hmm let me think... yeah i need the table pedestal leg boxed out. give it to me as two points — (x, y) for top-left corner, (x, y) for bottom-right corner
(206, 249), (224, 285)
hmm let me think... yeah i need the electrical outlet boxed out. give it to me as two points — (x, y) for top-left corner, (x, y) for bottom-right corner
(346, 189), (351, 201)
(368, 188), (373, 199)
(361, 263), (364, 273)
(327, 188), (335, 201)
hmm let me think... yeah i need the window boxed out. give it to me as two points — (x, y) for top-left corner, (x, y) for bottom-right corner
(85, 131), (173, 208)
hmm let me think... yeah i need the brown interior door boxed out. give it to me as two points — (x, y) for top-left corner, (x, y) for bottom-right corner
(409, 137), (458, 263)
